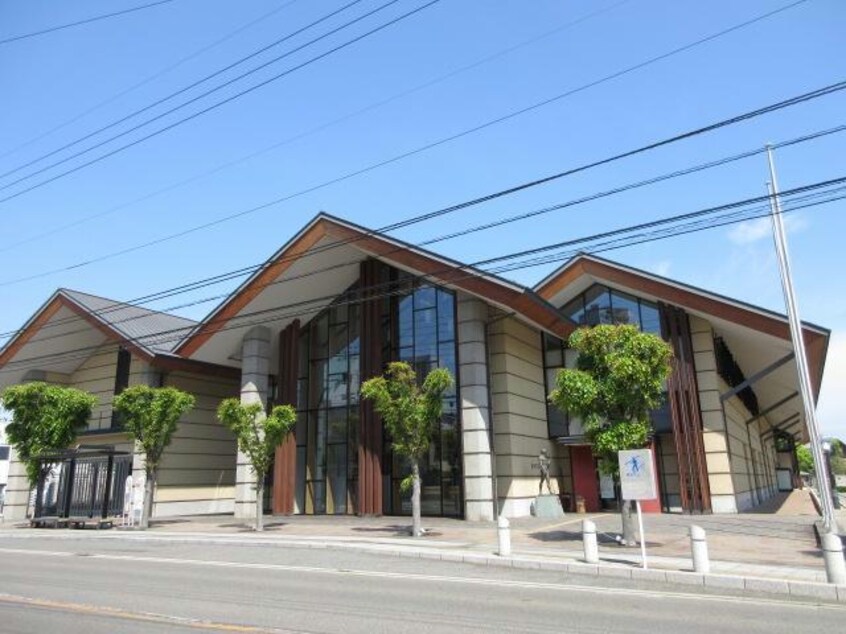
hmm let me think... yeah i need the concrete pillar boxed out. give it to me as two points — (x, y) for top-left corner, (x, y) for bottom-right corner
(1, 450), (32, 522)
(234, 326), (271, 520)
(457, 296), (495, 522)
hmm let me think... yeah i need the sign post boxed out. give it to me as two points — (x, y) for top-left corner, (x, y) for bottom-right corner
(618, 449), (657, 569)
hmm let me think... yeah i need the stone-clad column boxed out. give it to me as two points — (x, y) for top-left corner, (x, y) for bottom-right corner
(457, 296), (495, 521)
(235, 326), (271, 519)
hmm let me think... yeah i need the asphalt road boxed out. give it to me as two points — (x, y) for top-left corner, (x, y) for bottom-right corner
(0, 534), (842, 633)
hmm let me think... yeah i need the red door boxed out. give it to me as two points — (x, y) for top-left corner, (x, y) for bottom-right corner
(570, 446), (601, 513)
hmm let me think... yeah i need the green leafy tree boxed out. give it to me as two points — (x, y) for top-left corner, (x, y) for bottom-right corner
(549, 325), (672, 545)
(1, 382), (97, 486)
(217, 399), (296, 531)
(795, 444), (814, 474)
(113, 386), (195, 529)
(361, 362), (453, 538)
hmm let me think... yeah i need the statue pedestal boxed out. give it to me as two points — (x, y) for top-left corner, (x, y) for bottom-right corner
(531, 494), (565, 519)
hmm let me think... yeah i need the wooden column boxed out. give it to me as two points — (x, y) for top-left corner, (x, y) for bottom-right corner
(358, 259), (384, 516)
(660, 304), (712, 514)
(272, 320), (300, 515)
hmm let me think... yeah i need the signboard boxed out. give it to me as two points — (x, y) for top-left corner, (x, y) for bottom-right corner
(618, 449), (656, 501)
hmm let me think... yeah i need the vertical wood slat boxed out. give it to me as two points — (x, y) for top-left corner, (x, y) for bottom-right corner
(358, 259), (384, 516)
(660, 303), (712, 513)
(273, 320), (300, 515)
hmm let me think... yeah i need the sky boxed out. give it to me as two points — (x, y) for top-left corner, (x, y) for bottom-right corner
(0, 0), (844, 436)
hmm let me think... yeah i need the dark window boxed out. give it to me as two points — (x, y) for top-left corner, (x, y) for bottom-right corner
(0, 445), (9, 461)
(111, 347), (131, 428)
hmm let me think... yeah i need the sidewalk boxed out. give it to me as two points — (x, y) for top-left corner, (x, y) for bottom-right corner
(3, 490), (843, 600)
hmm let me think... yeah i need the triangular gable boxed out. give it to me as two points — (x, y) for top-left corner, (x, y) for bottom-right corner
(177, 214), (573, 358)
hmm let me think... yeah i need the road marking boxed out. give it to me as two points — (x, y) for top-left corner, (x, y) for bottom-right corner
(0, 546), (841, 611)
(0, 592), (302, 633)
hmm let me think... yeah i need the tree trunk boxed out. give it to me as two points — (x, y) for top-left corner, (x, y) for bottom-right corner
(140, 469), (156, 530)
(255, 481), (264, 532)
(620, 499), (637, 546)
(411, 460), (422, 538)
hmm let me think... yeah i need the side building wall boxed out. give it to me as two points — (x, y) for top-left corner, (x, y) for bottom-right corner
(488, 315), (571, 518)
(156, 370), (240, 517)
(690, 316), (778, 513)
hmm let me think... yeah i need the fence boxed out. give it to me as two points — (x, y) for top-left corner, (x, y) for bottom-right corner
(32, 446), (132, 526)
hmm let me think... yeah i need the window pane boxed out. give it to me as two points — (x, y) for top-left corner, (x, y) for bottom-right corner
(564, 349), (580, 369)
(348, 355), (360, 404)
(610, 290), (640, 327)
(640, 301), (662, 335)
(415, 285), (436, 309)
(414, 308), (437, 365)
(561, 296), (586, 326)
(583, 285), (612, 325)
(398, 295), (414, 348)
(327, 407), (347, 443)
(437, 290), (455, 341)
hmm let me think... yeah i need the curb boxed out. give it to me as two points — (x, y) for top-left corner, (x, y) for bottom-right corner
(1, 529), (843, 603)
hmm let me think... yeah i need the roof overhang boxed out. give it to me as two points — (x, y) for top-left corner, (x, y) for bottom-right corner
(176, 214), (574, 366)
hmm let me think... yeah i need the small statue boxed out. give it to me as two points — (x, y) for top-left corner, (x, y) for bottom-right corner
(537, 448), (552, 495)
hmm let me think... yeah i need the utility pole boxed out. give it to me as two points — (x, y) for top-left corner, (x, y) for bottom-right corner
(765, 144), (835, 532)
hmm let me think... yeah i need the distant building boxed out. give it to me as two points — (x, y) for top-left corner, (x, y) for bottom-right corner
(0, 214), (828, 521)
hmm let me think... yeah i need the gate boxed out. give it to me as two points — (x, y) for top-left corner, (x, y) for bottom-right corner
(32, 446), (132, 527)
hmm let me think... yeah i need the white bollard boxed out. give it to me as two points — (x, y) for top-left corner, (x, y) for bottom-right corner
(497, 515), (511, 557)
(689, 525), (710, 574)
(583, 519), (599, 564)
(821, 532), (846, 585)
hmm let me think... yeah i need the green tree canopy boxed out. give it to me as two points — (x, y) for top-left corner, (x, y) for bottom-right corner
(1, 382), (97, 484)
(549, 325), (672, 472)
(217, 399), (296, 531)
(795, 444), (814, 474)
(361, 362), (453, 537)
(113, 385), (195, 529)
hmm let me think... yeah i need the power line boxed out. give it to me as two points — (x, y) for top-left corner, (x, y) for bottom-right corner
(0, 0), (304, 162)
(0, 0), (631, 253)
(1, 185), (841, 377)
(3, 78), (843, 288)
(0, 0), (806, 207)
(0, 0), (179, 46)
(0, 0), (440, 195)
(0, 0), (376, 185)
(2, 175), (843, 365)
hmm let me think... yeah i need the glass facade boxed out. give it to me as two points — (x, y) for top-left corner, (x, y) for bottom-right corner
(545, 284), (669, 438)
(385, 272), (461, 517)
(295, 290), (361, 515)
(288, 266), (461, 517)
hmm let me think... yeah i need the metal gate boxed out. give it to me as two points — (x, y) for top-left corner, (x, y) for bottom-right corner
(32, 446), (132, 527)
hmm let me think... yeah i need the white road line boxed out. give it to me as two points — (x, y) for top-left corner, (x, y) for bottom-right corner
(0, 546), (840, 611)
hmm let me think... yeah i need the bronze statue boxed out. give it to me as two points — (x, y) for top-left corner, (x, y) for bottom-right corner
(537, 448), (552, 495)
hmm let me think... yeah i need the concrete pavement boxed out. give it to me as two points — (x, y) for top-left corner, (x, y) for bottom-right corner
(0, 536), (843, 633)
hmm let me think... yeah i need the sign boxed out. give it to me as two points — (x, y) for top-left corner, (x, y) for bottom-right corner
(618, 449), (656, 501)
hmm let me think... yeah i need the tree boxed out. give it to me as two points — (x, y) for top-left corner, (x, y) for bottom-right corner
(361, 362), (453, 538)
(795, 444), (814, 474)
(217, 399), (296, 531)
(113, 386), (195, 529)
(548, 325), (672, 546)
(1, 382), (97, 486)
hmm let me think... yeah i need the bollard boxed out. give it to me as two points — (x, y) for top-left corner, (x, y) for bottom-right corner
(821, 532), (846, 585)
(583, 519), (599, 564)
(689, 525), (710, 574)
(497, 515), (511, 557)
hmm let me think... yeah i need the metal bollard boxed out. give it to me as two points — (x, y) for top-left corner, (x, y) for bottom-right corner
(583, 519), (599, 564)
(497, 515), (511, 557)
(689, 525), (710, 574)
(821, 532), (846, 585)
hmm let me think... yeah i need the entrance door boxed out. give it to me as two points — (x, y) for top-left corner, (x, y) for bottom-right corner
(571, 446), (601, 512)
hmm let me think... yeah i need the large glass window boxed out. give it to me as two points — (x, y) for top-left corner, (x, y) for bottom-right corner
(297, 289), (360, 515)
(386, 274), (460, 518)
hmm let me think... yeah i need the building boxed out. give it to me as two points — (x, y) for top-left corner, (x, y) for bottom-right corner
(0, 214), (828, 522)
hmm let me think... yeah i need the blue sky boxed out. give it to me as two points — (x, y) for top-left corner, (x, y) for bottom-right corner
(1, 0), (844, 435)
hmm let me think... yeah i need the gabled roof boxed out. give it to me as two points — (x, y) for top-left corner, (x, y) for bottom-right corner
(0, 289), (196, 367)
(534, 252), (830, 402)
(176, 213), (574, 358)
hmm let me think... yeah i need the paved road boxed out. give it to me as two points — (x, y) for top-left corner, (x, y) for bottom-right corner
(0, 535), (842, 633)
